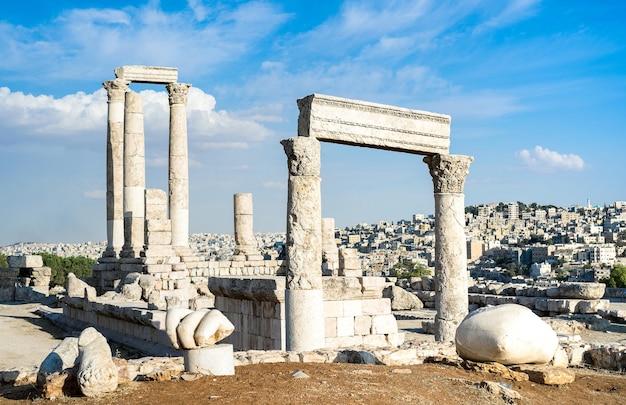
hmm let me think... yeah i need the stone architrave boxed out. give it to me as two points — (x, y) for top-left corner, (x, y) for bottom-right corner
(114, 65), (178, 84)
(423, 154), (473, 342)
(103, 79), (130, 257)
(281, 136), (325, 352)
(121, 91), (146, 258)
(233, 193), (260, 257)
(166, 82), (192, 249)
(297, 94), (450, 155)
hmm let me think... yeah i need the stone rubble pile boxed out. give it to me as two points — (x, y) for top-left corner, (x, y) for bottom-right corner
(0, 255), (51, 302)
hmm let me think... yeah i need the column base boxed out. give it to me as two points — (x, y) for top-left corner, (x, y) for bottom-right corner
(183, 344), (234, 376)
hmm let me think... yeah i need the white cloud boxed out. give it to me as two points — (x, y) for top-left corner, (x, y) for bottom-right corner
(474, 0), (540, 34)
(198, 142), (249, 150)
(84, 190), (105, 199)
(0, 86), (273, 150)
(516, 146), (585, 171)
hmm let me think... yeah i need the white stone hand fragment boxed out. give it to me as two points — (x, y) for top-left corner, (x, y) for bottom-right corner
(165, 308), (194, 349)
(166, 308), (235, 350)
(194, 309), (235, 347)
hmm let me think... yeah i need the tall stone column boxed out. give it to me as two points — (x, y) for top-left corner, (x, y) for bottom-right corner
(281, 136), (325, 351)
(233, 193), (260, 258)
(102, 79), (130, 257)
(166, 83), (192, 250)
(120, 91), (146, 258)
(423, 154), (473, 342)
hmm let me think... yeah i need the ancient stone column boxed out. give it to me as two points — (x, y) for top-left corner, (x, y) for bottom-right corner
(233, 193), (259, 258)
(423, 154), (473, 342)
(281, 136), (325, 351)
(120, 91), (146, 258)
(321, 218), (339, 276)
(103, 79), (129, 257)
(166, 83), (192, 249)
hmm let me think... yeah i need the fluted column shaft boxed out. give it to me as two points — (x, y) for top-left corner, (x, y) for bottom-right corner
(103, 79), (129, 257)
(281, 136), (325, 351)
(233, 193), (259, 256)
(167, 83), (192, 248)
(424, 154), (473, 342)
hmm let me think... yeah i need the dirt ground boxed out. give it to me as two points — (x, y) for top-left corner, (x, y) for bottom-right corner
(1, 303), (626, 404)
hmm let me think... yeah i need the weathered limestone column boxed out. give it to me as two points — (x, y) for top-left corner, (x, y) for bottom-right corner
(166, 82), (192, 249)
(120, 91), (146, 258)
(321, 218), (339, 276)
(281, 136), (325, 351)
(423, 154), (473, 342)
(102, 78), (130, 257)
(233, 193), (260, 258)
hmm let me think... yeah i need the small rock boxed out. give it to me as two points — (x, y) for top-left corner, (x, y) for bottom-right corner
(291, 370), (310, 379)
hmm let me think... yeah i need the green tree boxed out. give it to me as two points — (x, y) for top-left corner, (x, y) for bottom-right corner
(0, 253), (7, 268)
(392, 260), (430, 279)
(36, 253), (95, 287)
(603, 264), (626, 288)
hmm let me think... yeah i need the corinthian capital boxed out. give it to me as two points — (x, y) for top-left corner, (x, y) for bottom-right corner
(166, 83), (191, 106)
(423, 154), (473, 193)
(102, 79), (130, 102)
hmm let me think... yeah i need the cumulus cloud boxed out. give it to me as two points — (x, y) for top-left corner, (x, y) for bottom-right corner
(516, 146), (585, 171)
(0, 86), (273, 150)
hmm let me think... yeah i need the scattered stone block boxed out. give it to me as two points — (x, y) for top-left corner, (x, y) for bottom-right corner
(511, 365), (576, 385)
(382, 285), (423, 310)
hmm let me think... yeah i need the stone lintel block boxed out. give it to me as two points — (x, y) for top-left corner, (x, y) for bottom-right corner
(172, 263), (187, 271)
(231, 255), (247, 262)
(246, 255), (264, 262)
(114, 65), (178, 84)
(361, 298), (392, 316)
(371, 314), (398, 334)
(297, 93), (450, 155)
(145, 219), (171, 232)
(342, 300), (363, 317)
(323, 300), (343, 318)
(8, 255), (43, 268)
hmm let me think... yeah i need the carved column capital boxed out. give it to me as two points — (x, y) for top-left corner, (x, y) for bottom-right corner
(281, 136), (321, 176)
(102, 79), (130, 102)
(166, 83), (191, 106)
(423, 154), (473, 193)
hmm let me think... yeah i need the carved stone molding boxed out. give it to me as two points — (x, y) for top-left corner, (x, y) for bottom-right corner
(102, 79), (130, 103)
(166, 83), (191, 106)
(424, 154), (473, 194)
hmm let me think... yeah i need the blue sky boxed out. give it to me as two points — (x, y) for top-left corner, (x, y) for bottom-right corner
(1, 0), (625, 245)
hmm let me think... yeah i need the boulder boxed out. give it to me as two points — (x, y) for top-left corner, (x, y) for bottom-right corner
(66, 273), (97, 299)
(455, 304), (559, 365)
(557, 282), (605, 300)
(77, 327), (118, 397)
(383, 285), (423, 310)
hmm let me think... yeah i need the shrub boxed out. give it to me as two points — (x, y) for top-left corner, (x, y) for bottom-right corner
(35, 252), (95, 287)
(0, 253), (7, 268)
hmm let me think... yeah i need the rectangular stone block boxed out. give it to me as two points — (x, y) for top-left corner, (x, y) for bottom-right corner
(8, 255), (43, 268)
(336, 316), (355, 337)
(342, 300), (363, 317)
(361, 298), (392, 315)
(363, 334), (388, 347)
(371, 314), (398, 334)
(354, 315), (372, 335)
(323, 300), (344, 317)
(324, 317), (337, 338)
(114, 65), (178, 84)
(297, 93), (450, 155)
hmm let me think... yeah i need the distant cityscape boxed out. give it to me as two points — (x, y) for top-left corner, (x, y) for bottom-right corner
(2, 200), (625, 284)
